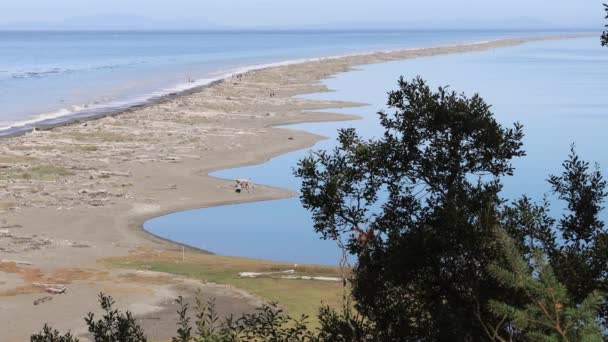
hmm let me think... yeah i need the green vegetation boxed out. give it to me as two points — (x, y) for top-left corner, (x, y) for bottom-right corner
(32, 293), (330, 342)
(0, 155), (38, 164)
(0, 153), (74, 180)
(62, 145), (99, 152)
(32, 294), (145, 342)
(11, 145), (98, 152)
(12, 144), (99, 152)
(103, 250), (346, 323)
(9, 165), (74, 180)
(0, 200), (17, 210)
(602, 4), (608, 46)
(484, 228), (604, 341)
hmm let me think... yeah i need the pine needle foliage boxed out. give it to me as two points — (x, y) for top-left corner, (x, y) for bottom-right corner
(602, 4), (608, 47)
(487, 228), (604, 342)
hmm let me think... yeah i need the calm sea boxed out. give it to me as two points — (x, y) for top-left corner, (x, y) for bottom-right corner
(0, 30), (576, 135)
(144, 36), (608, 265)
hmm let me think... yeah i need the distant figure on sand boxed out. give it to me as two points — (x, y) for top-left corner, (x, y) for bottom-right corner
(234, 179), (255, 193)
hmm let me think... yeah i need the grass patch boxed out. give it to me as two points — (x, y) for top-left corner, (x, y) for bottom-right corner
(10, 165), (74, 180)
(62, 145), (99, 152)
(0, 155), (38, 164)
(179, 116), (210, 125)
(11, 145), (98, 152)
(67, 132), (133, 142)
(104, 120), (125, 127)
(0, 200), (16, 209)
(11, 145), (56, 151)
(102, 251), (348, 325)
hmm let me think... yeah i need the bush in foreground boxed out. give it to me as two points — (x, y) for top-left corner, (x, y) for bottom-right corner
(485, 228), (604, 341)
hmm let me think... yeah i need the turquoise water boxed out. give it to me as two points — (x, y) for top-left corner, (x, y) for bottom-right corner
(145, 36), (608, 265)
(0, 30), (578, 135)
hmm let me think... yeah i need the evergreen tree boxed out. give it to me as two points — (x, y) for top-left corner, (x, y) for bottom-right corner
(486, 228), (604, 342)
(547, 148), (608, 308)
(504, 148), (608, 330)
(602, 4), (608, 46)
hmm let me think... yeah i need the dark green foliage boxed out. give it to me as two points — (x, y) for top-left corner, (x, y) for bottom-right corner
(316, 305), (373, 342)
(84, 293), (147, 342)
(486, 228), (604, 341)
(548, 146), (607, 244)
(548, 149), (608, 326)
(295, 76), (526, 340)
(31, 325), (79, 342)
(193, 296), (229, 341)
(234, 303), (315, 341)
(32, 293), (318, 342)
(31, 293), (145, 342)
(501, 195), (556, 258)
(602, 4), (608, 46)
(505, 147), (608, 330)
(170, 295), (317, 342)
(173, 296), (193, 342)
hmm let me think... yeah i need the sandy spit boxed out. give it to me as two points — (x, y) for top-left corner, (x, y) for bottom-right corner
(0, 34), (586, 341)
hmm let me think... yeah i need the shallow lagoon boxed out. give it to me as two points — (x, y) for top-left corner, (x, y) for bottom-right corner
(145, 37), (608, 265)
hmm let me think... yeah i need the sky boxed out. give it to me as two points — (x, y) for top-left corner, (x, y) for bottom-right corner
(1, 0), (604, 30)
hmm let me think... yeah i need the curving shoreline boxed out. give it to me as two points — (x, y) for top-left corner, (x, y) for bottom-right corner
(0, 34), (588, 340)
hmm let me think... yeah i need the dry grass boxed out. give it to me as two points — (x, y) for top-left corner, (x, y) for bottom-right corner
(0, 155), (38, 164)
(66, 132), (133, 142)
(11, 145), (99, 152)
(10, 145), (56, 151)
(0, 262), (112, 297)
(178, 116), (210, 125)
(0, 262), (46, 296)
(117, 272), (176, 285)
(61, 145), (99, 152)
(104, 120), (126, 127)
(0, 200), (17, 210)
(102, 250), (349, 323)
(10, 165), (74, 180)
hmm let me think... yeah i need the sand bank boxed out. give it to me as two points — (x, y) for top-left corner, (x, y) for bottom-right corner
(0, 34), (585, 340)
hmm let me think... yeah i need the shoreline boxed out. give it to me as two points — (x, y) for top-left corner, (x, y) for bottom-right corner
(0, 33), (590, 138)
(0, 34), (588, 340)
(135, 33), (593, 259)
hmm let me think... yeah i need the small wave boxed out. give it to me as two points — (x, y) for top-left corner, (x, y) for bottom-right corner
(0, 107), (75, 131)
(12, 68), (67, 79)
(0, 37), (520, 136)
(9, 60), (146, 80)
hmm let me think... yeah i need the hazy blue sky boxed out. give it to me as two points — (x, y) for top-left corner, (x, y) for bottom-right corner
(1, 0), (604, 29)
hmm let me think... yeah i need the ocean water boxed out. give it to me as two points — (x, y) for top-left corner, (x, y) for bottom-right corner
(144, 36), (608, 265)
(0, 30), (577, 135)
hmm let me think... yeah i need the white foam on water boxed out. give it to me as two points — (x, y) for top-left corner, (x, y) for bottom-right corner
(0, 38), (509, 134)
